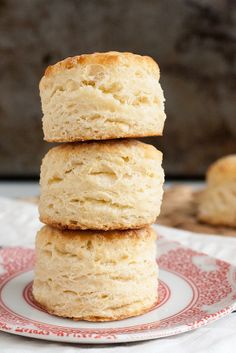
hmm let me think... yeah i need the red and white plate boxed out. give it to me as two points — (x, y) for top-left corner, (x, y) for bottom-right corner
(0, 236), (236, 344)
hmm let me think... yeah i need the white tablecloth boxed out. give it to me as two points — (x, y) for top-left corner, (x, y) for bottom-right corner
(0, 197), (236, 353)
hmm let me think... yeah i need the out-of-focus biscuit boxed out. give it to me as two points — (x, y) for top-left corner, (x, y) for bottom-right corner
(198, 155), (236, 227)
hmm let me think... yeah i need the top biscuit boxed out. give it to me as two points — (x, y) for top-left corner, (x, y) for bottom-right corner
(40, 51), (166, 142)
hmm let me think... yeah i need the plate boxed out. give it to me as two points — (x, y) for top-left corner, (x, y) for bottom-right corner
(0, 236), (236, 344)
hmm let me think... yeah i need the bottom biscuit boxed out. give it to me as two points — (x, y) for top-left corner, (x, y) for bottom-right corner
(33, 225), (158, 321)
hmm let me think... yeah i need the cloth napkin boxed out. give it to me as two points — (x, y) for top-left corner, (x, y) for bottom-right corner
(0, 196), (236, 353)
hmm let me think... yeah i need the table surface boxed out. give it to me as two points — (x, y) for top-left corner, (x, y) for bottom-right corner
(0, 181), (40, 198)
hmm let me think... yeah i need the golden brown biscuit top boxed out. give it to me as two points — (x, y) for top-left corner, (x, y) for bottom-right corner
(43, 139), (163, 162)
(43, 51), (160, 78)
(38, 225), (157, 244)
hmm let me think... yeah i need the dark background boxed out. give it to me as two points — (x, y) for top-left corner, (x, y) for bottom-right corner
(0, 0), (235, 179)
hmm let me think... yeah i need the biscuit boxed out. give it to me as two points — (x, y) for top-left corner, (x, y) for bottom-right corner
(32, 225), (158, 321)
(40, 51), (166, 141)
(198, 155), (236, 227)
(39, 139), (164, 230)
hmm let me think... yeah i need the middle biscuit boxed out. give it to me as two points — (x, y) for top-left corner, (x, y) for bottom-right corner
(39, 139), (164, 230)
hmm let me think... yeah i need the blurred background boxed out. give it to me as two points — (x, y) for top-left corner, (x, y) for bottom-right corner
(0, 0), (235, 180)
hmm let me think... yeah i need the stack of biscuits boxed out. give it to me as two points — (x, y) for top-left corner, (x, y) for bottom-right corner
(33, 52), (166, 321)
